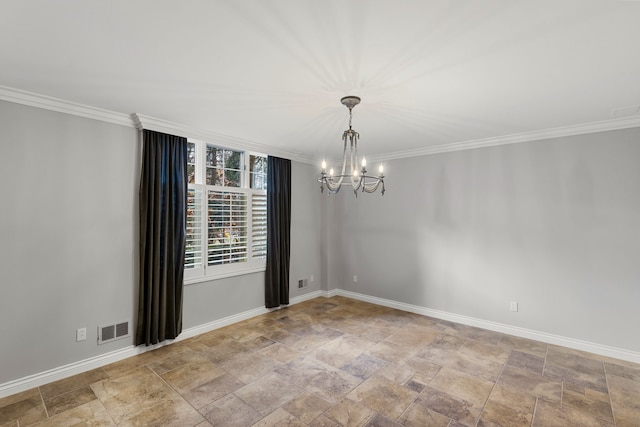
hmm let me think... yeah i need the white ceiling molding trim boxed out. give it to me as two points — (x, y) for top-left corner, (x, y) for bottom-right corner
(132, 113), (316, 165)
(368, 115), (640, 163)
(0, 85), (133, 127)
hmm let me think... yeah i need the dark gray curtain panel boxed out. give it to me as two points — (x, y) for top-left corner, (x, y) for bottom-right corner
(136, 129), (187, 346)
(265, 156), (292, 308)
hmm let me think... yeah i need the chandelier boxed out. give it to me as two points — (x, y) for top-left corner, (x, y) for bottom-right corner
(319, 96), (385, 196)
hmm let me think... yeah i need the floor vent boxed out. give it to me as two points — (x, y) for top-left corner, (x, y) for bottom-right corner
(98, 320), (130, 345)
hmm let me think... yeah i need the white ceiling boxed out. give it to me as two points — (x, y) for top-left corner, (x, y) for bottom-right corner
(2, 1), (640, 161)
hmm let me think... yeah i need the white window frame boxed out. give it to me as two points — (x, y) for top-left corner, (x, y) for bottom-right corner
(184, 138), (267, 284)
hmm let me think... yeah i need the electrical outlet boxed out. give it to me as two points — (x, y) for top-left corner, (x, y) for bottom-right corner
(76, 328), (87, 341)
(510, 301), (518, 312)
(353, 275), (358, 283)
(310, 275), (314, 283)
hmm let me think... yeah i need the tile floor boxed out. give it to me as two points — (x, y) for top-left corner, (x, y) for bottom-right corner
(1, 296), (639, 426)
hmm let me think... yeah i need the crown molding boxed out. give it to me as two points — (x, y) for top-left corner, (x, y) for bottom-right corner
(132, 113), (316, 165)
(2, 85), (638, 165)
(0, 85), (134, 127)
(368, 115), (640, 163)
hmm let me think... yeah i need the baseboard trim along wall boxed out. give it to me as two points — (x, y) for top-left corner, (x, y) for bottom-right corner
(1, 288), (638, 398)
(334, 289), (640, 365)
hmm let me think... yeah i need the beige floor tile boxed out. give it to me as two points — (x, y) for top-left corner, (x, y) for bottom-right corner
(160, 355), (226, 394)
(234, 372), (303, 415)
(322, 398), (376, 427)
(118, 393), (204, 427)
(368, 341), (419, 364)
(498, 364), (562, 402)
(397, 397), (455, 427)
(347, 375), (418, 420)
(562, 383), (614, 423)
(480, 384), (536, 427)
(200, 393), (262, 427)
(283, 391), (332, 424)
(0, 388), (48, 426)
(180, 372), (245, 409)
(251, 407), (307, 427)
(532, 399), (614, 427)
(304, 368), (364, 403)
(414, 387), (481, 427)
(374, 363), (415, 385)
(428, 367), (494, 408)
(30, 399), (115, 427)
(90, 366), (177, 424)
(39, 369), (108, 400)
(43, 385), (97, 417)
(315, 335), (376, 368)
(341, 353), (388, 379)
(217, 352), (281, 383)
(363, 413), (404, 426)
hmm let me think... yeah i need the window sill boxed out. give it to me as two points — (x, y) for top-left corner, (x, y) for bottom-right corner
(184, 266), (266, 286)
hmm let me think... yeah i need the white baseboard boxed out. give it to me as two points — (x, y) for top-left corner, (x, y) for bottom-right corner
(335, 289), (640, 364)
(0, 291), (324, 399)
(3, 289), (637, 399)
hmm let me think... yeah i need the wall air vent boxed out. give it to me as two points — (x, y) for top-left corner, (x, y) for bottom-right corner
(98, 320), (130, 345)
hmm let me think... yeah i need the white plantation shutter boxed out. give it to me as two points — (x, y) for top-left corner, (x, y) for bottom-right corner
(251, 192), (267, 259)
(207, 190), (248, 265)
(185, 187), (203, 271)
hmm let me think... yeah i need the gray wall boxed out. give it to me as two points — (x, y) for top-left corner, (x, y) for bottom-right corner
(0, 101), (138, 383)
(0, 100), (322, 385)
(337, 128), (640, 353)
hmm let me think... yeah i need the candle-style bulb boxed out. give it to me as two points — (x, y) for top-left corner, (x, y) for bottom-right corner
(361, 157), (367, 167)
(329, 168), (334, 176)
(321, 160), (327, 170)
(353, 169), (359, 177)
(378, 164), (384, 174)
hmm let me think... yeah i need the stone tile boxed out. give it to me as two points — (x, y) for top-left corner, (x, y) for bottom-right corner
(322, 398), (376, 427)
(385, 324), (439, 348)
(118, 393), (205, 426)
(251, 408), (306, 427)
(544, 347), (608, 392)
(275, 355), (333, 386)
(374, 363), (415, 385)
(304, 368), (364, 403)
(259, 343), (301, 364)
(562, 383), (614, 424)
(203, 340), (249, 364)
(160, 354), (226, 394)
(148, 347), (206, 375)
(234, 372), (303, 415)
(497, 334), (547, 358)
(39, 368), (108, 400)
(30, 399), (115, 427)
(428, 367), (494, 408)
(283, 392), (332, 424)
(480, 384), (536, 427)
(341, 353), (388, 379)
(347, 376), (418, 420)
(414, 387), (480, 427)
(605, 360), (640, 382)
(397, 398), (454, 427)
(368, 341), (418, 364)
(506, 350), (545, 375)
(459, 340), (511, 364)
(315, 335), (376, 368)
(364, 413), (404, 426)
(217, 352), (281, 383)
(44, 385), (97, 417)
(606, 373), (640, 426)
(91, 366), (177, 424)
(498, 364), (562, 402)
(0, 388), (48, 426)
(181, 372), (245, 409)
(404, 357), (442, 379)
(532, 399), (614, 427)
(200, 393), (262, 427)
(442, 349), (505, 382)
(309, 415), (342, 427)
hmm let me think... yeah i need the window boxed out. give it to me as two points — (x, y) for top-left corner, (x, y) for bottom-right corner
(185, 139), (267, 282)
